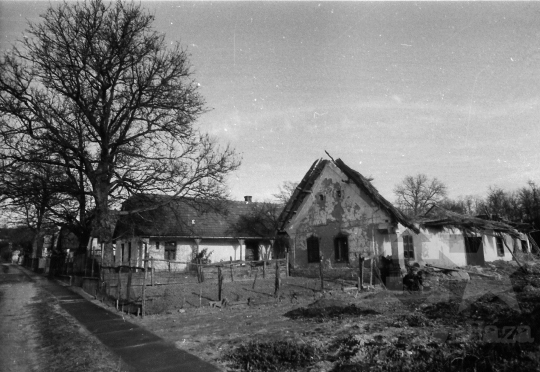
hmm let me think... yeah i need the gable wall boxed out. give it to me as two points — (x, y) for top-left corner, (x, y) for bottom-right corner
(286, 162), (396, 268)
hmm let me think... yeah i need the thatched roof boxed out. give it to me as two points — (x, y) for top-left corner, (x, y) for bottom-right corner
(419, 205), (524, 238)
(277, 159), (328, 232)
(277, 158), (419, 233)
(113, 194), (275, 240)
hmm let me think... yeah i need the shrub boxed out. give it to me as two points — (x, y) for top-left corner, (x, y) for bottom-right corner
(223, 340), (319, 371)
(284, 305), (379, 321)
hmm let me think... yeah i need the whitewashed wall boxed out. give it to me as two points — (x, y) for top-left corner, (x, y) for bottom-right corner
(115, 237), (248, 271)
(400, 227), (522, 267)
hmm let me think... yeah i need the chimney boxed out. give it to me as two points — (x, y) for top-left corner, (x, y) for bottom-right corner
(244, 196), (252, 203)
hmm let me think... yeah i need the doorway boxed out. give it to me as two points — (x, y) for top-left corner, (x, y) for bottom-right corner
(464, 236), (485, 266)
(245, 240), (260, 261)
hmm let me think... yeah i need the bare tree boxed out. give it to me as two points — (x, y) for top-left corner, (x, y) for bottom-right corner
(230, 202), (282, 238)
(229, 201), (287, 258)
(0, 162), (66, 260)
(273, 181), (299, 205)
(481, 186), (522, 221)
(439, 194), (484, 216)
(394, 174), (448, 217)
(518, 181), (540, 226)
(0, 0), (239, 265)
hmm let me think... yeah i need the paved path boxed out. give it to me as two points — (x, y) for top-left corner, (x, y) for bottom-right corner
(11, 265), (222, 372)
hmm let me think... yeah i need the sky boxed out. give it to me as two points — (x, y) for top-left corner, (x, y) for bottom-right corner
(1, 1), (540, 204)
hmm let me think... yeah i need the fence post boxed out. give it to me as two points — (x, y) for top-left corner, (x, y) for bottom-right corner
(274, 260), (280, 297)
(358, 256), (365, 290)
(126, 267), (132, 308)
(117, 269), (122, 309)
(229, 257), (234, 282)
(370, 258), (373, 286)
(286, 251), (290, 277)
(252, 269), (258, 289)
(198, 258), (204, 283)
(319, 255), (324, 291)
(218, 266), (223, 301)
(150, 257), (154, 286)
(91, 252), (95, 277)
(142, 253), (148, 318)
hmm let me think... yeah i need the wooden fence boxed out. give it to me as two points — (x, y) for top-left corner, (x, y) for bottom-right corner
(98, 257), (288, 317)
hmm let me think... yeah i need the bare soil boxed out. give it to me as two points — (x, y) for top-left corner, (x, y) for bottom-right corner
(125, 261), (540, 371)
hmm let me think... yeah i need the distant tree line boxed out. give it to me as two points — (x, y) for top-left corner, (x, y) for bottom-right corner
(394, 174), (540, 231)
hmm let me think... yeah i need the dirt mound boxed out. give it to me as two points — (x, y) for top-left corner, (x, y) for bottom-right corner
(285, 302), (379, 321)
(308, 298), (349, 308)
(461, 293), (521, 323)
(422, 300), (462, 321)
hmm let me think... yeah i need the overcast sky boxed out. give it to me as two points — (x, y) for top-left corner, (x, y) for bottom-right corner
(1, 1), (540, 203)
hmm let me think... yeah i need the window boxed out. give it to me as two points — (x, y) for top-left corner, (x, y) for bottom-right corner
(521, 240), (528, 253)
(496, 237), (504, 257)
(307, 236), (320, 263)
(403, 235), (414, 260)
(121, 244), (125, 263)
(128, 242), (132, 263)
(334, 235), (349, 262)
(156, 241), (160, 249)
(165, 241), (176, 260)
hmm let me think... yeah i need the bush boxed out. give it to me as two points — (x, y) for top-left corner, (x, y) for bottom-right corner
(330, 335), (540, 372)
(223, 340), (319, 371)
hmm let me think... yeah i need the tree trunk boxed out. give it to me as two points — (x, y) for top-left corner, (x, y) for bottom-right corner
(94, 182), (114, 267)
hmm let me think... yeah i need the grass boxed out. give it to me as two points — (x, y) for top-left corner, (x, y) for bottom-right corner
(32, 291), (130, 372)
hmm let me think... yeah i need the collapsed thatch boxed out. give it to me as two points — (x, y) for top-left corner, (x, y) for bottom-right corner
(420, 205), (525, 238)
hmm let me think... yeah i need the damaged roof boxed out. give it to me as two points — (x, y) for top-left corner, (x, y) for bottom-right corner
(420, 205), (526, 237)
(277, 158), (419, 233)
(113, 194), (274, 240)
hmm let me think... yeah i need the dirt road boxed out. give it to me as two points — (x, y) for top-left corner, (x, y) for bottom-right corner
(0, 263), (123, 372)
(0, 263), (42, 372)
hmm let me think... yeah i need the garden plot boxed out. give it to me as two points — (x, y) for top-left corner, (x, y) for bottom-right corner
(125, 261), (540, 372)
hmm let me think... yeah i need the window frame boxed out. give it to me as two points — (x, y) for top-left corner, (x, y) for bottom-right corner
(334, 234), (349, 263)
(496, 237), (505, 257)
(306, 236), (320, 263)
(403, 235), (414, 260)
